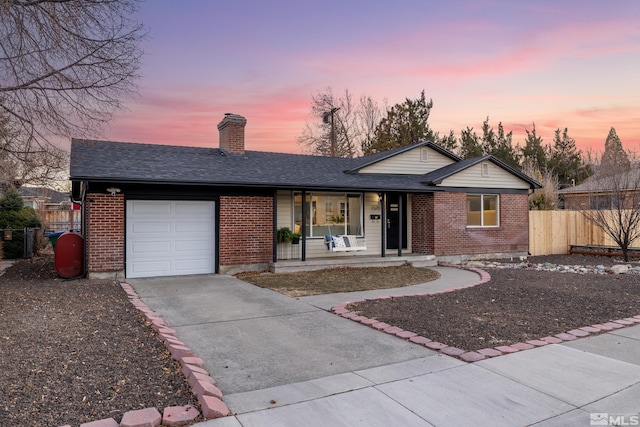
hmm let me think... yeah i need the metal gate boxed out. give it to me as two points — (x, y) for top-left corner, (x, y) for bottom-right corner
(1, 228), (37, 259)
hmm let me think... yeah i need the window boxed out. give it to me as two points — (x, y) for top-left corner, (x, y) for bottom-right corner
(294, 192), (363, 237)
(589, 194), (620, 210)
(467, 194), (499, 227)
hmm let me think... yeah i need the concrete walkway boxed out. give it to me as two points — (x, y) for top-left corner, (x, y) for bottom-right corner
(129, 268), (640, 427)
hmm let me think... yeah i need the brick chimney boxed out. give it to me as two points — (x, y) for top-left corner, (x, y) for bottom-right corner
(217, 113), (246, 155)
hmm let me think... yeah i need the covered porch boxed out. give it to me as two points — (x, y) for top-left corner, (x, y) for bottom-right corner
(273, 190), (423, 265)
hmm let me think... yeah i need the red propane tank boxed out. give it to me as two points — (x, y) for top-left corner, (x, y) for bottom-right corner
(54, 232), (84, 278)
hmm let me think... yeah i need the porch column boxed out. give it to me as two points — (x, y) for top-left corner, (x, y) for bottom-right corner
(272, 190), (278, 263)
(381, 192), (386, 258)
(301, 190), (307, 261)
(397, 195), (403, 257)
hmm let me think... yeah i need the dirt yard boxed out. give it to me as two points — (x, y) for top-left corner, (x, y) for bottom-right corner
(2, 253), (639, 425)
(0, 256), (199, 427)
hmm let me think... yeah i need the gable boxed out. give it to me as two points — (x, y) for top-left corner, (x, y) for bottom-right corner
(358, 146), (456, 175)
(439, 160), (531, 190)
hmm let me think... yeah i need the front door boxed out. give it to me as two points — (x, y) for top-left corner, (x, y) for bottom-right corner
(386, 193), (407, 250)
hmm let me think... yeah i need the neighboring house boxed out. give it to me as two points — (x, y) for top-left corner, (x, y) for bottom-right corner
(69, 113), (541, 279)
(19, 187), (71, 210)
(558, 169), (640, 210)
(17, 187), (81, 233)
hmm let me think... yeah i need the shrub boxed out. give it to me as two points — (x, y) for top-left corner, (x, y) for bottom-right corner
(0, 188), (41, 258)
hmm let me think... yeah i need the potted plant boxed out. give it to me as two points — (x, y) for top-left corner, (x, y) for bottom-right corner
(291, 233), (301, 244)
(277, 227), (294, 244)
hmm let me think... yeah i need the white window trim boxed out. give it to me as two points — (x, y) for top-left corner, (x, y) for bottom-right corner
(294, 192), (365, 238)
(467, 194), (500, 228)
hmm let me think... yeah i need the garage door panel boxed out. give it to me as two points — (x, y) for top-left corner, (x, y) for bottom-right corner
(175, 221), (212, 233)
(130, 260), (172, 275)
(175, 259), (213, 273)
(131, 221), (172, 234)
(175, 239), (211, 251)
(175, 202), (215, 215)
(126, 200), (215, 278)
(130, 201), (173, 215)
(131, 241), (172, 254)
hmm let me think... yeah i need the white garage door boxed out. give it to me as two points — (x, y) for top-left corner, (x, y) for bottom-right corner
(126, 200), (215, 278)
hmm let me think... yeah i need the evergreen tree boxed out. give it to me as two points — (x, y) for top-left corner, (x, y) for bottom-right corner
(547, 128), (590, 186)
(458, 127), (483, 158)
(367, 90), (435, 154)
(433, 130), (458, 154)
(480, 118), (521, 168)
(521, 123), (547, 171)
(600, 127), (630, 173)
(0, 187), (41, 258)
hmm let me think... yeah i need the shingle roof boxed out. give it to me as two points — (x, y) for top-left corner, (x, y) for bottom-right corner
(557, 168), (640, 194)
(70, 139), (541, 192)
(19, 186), (69, 204)
(70, 139), (440, 192)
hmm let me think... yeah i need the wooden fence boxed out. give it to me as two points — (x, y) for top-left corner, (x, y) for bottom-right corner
(38, 209), (81, 233)
(528, 210), (640, 255)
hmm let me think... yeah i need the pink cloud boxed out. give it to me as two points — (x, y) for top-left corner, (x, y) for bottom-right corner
(105, 83), (315, 153)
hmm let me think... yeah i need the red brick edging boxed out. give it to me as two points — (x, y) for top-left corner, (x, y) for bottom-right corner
(330, 266), (640, 363)
(119, 282), (231, 422)
(58, 282), (227, 427)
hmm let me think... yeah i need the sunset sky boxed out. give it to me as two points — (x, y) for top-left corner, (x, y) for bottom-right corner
(102, 0), (640, 157)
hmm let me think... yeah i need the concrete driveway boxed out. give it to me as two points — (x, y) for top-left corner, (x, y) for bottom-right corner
(127, 269), (474, 394)
(129, 268), (640, 427)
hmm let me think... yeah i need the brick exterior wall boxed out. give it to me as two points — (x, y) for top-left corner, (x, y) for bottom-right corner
(86, 193), (125, 275)
(83, 192), (273, 278)
(563, 194), (589, 210)
(411, 194), (435, 254)
(218, 195), (273, 268)
(411, 192), (529, 257)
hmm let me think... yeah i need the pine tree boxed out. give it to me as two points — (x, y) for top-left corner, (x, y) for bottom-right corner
(521, 124), (547, 171)
(433, 130), (458, 153)
(600, 127), (630, 173)
(547, 128), (590, 186)
(458, 127), (483, 159)
(367, 90), (435, 154)
(479, 118), (521, 168)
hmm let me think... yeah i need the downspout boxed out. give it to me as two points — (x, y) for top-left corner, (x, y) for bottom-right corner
(69, 180), (88, 280)
(80, 183), (88, 278)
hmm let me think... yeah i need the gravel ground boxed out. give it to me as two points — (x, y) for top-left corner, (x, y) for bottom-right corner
(350, 254), (640, 351)
(0, 256), (200, 427)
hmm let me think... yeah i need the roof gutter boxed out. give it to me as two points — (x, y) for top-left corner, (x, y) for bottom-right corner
(68, 177), (445, 194)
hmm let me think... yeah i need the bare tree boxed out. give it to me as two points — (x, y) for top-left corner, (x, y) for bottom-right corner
(298, 87), (385, 158)
(0, 0), (145, 187)
(358, 95), (383, 156)
(522, 160), (556, 210)
(579, 159), (640, 261)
